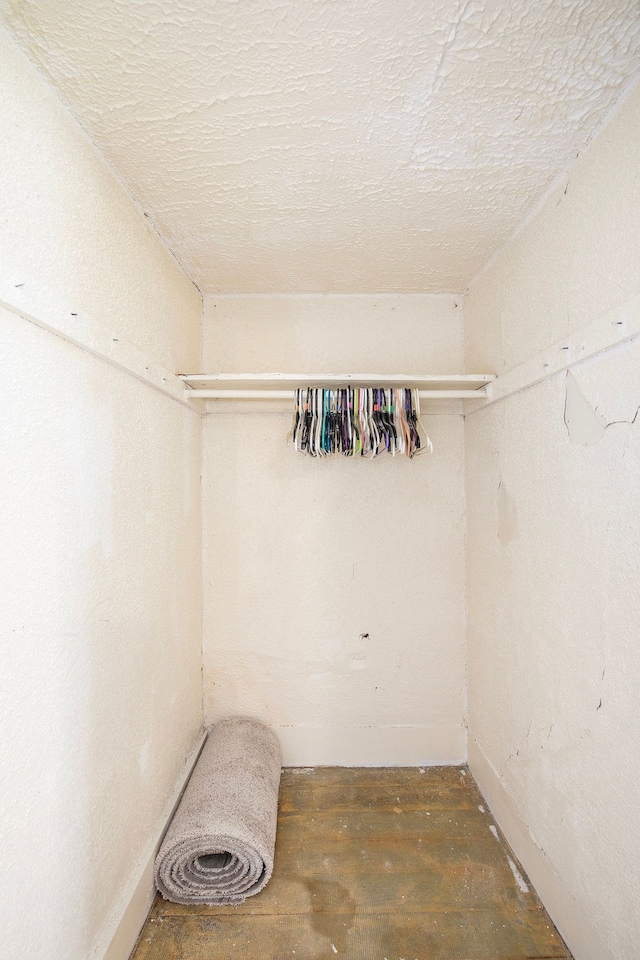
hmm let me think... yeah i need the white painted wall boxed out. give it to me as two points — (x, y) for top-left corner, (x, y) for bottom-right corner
(464, 81), (640, 960)
(0, 25), (200, 374)
(465, 80), (640, 376)
(0, 27), (203, 960)
(202, 295), (467, 765)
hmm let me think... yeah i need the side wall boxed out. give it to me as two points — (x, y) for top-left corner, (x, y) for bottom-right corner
(202, 294), (467, 765)
(0, 28), (203, 960)
(464, 81), (640, 960)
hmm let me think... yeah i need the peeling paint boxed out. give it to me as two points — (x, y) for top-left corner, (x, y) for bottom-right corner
(507, 856), (530, 893)
(564, 371), (606, 445)
(464, 61), (640, 960)
(497, 479), (519, 546)
(488, 824), (530, 892)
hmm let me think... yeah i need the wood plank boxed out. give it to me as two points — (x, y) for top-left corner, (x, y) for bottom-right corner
(130, 767), (571, 960)
(133, 911), (570, 960)
(279, 767), (477, 813)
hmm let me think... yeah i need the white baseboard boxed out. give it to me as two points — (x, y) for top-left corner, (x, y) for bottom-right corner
(91, 724), (463, 960)
(468, 736), (613, 960)
(275, 724), (466, 767)
(93, 731), (208, 960)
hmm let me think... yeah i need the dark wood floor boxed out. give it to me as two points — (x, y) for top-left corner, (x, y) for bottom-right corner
(131, 767), (571, 960)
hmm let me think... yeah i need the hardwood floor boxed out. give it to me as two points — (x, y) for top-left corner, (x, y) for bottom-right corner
(131, 767), (571, 960)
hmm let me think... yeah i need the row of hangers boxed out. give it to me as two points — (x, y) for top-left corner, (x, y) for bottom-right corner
(289, 388), (433, 458)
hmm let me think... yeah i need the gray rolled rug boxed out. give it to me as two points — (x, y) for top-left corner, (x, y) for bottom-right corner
(154, 717), (282, 905)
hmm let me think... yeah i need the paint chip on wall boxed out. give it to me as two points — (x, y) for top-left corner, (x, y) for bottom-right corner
(498, 480), (519, 547)
(564, 371), (606, 446)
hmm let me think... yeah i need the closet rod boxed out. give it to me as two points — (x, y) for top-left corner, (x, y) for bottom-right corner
(186, 388), (488, 400)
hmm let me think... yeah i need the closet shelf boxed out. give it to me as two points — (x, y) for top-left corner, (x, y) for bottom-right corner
(179, 373), (496, 401)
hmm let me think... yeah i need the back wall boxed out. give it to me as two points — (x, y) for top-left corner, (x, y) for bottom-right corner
(201, 294), (467, 765)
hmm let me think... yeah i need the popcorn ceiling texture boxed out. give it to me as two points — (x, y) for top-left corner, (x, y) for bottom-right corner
(2, 0), (639, 293)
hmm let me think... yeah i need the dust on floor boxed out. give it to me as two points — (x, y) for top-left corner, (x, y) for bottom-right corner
(130, 766), (571, 960)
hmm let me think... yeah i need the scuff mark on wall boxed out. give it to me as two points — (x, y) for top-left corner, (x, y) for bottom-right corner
(497, 479), (519, 546)
(564, 370), (606, 445)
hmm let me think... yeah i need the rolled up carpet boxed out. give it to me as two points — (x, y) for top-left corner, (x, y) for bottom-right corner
(154, 717), (282, 905)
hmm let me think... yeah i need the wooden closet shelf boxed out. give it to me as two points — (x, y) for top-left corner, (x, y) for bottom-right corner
(179, 373), (495, 400)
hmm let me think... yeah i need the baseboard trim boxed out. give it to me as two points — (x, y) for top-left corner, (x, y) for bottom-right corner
(468, 736), (613, 960)
(275, 724), (466, 767)
(93, 724), (464, 959)
(93, 731), (208, 960)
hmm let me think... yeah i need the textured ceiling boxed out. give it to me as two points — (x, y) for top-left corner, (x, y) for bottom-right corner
(2, 0), (639, 293)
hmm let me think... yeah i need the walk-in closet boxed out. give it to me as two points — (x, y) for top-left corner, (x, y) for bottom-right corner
(1, 2), (639, 959)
